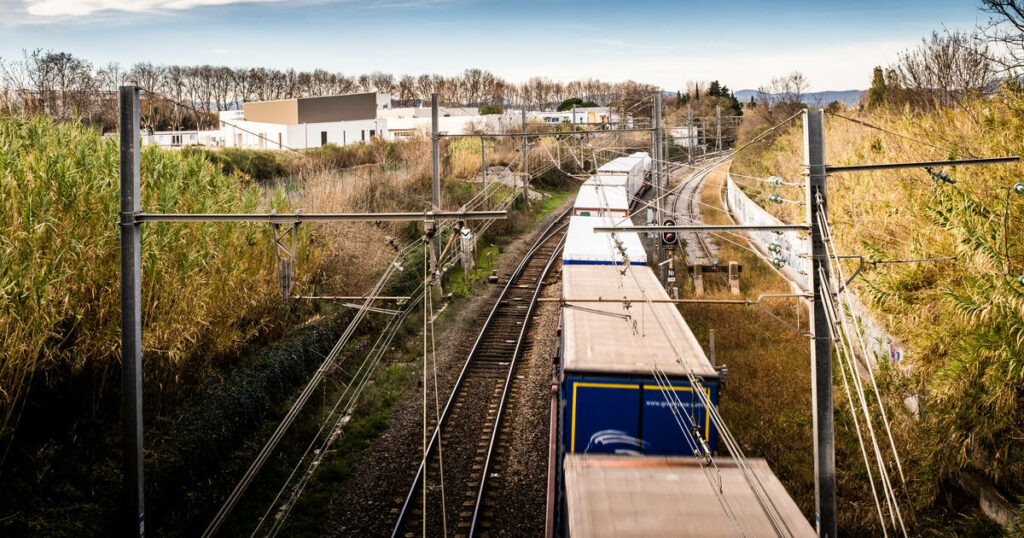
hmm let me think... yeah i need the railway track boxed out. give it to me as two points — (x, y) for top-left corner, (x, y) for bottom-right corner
(390, 209), (570, 538)
(671, 162), (718, 263)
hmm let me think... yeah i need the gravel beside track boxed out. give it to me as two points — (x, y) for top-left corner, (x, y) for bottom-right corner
(324, 197), (574, 537)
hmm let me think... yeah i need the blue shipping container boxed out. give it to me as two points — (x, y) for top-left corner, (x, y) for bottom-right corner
(562, 375), (718, 456)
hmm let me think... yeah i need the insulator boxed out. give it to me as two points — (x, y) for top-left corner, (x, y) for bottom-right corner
(768, 243), (782, 253)
(772, 257), (786, 268)
(1019, 274), (1024, 286)
(768, 176), (785, 187)
(768, 193), (783, 203)
(1014, 182), (1024, 195)
(928, 168), (954, 184)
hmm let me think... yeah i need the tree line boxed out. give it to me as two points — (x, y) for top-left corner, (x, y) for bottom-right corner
(861, 1), (1024, 113)
(0, 50), (658, 132)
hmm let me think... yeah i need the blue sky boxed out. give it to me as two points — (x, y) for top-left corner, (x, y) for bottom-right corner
(0, 0), (985, 91)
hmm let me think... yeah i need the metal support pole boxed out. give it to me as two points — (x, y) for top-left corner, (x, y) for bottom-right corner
(716, 105), (722, 152)
(481, 136), (487, 197)
(431, 93), (441, 212)
(709, 329), (716, 366)
(687, 103), (693, 162)
(654, 92), (665, 286)
(805, 107), (836, 538)
(119, 85), (145, 537)
(430, 94), (441, 285)
(521, 107), (529, 204)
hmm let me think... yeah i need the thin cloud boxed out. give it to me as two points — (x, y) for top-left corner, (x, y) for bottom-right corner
(2, 0), (457, 24)
(24, 0), (282, 17)
(588, 38), (678, 51)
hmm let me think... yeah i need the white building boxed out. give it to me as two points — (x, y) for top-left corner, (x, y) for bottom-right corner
(213, 93), (515, 149)
(379, 106), (507, 139)
(529, 107), (626, 127)
(217, 92), (390, 150)
(670, 127), (701, 149)
(143, 93), (631, 151)
(141, 130), (221, 148)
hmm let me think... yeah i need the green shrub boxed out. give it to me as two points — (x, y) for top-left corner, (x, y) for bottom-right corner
(183, 147), (287, 182)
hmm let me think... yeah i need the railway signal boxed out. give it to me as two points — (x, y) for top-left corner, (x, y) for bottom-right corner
(661, 219), (678, 247)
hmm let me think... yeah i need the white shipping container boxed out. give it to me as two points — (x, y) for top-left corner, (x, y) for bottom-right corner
(629, 151), (652, 172)
(563, 215), (647, 265)
(597, 157), (645, 199)
(630, 152), (653, 194)
(560, 263), (714, 377)
(575, 181), (629, 217)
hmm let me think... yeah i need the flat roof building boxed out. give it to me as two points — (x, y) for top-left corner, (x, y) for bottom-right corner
(242, 92), (389, 124)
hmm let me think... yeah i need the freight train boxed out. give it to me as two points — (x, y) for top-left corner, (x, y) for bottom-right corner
(550, 152), (814, 537)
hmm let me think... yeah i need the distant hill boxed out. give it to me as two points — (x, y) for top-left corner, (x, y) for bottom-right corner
(734, 89), (864, 106)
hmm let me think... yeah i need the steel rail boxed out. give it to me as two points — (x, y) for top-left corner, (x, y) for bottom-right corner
(390, 207), (572, 538)
(685, 166), (715, 259)
(468, 227), (566, 537)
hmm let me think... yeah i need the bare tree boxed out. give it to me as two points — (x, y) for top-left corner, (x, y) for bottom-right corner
(0, 49), (674, 127)
(890, 30), (996, 108)
(396, 74), (416, 105)
(367, 71), (395, 95)
(980, 0), (1024, 71)
(356, 73), (371, 93)
(209, 66), (234, 110)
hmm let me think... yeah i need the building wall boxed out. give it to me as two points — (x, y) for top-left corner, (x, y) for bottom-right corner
(243, 100), (299, 124)
(221, 113), (389, 150)
(221, 120), (290, 150)
(142, 130), (224, 148)
(293, 118), (387, 148)
(296, 93), (382, 123)
(384, 114), (500, 138)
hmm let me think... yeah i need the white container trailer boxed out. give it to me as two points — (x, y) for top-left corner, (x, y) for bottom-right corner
(629, 152), (653, 189)
(575, 179), (629, 217)
(590, 174), (628, 191)
(562, 455), (815, 537)
(563, 215), (647, 265)
(629, 151), (652, 174)
(596, 157), (645, 200)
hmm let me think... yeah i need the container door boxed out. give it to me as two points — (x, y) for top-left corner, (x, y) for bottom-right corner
(564, 377), (642, 455)
(640, 382), (718, 455)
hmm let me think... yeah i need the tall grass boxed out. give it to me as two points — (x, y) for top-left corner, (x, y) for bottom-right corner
(733, 93), (1024, 504)
(683, 162), (998, 534)
(0, 113), (314, 447)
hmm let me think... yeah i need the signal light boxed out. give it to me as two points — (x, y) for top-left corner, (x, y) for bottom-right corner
(662, 219), (678, 247)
